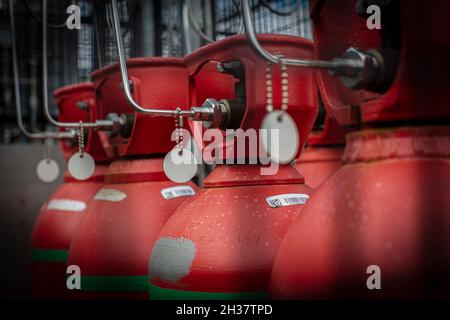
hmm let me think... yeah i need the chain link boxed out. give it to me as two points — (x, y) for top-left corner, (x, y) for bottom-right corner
(281, 60), (289, 111)
(266, 55), (289, 115)
(78, 121), (85, 158)
(266, 63), (273, 113)
(44, 138), (51, 163)
(174, 107), (183, 155)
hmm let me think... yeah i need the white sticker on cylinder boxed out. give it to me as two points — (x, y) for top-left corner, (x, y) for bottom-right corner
(161, 186), (196, 200)
(47, 199), (86, 212)
(148, 237), (196, 283)
(266, 193), (310, 208)
(94, 188), (127, 202)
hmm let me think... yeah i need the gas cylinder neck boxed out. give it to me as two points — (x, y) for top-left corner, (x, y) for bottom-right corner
(202, 164), (305, 188)
(343, 126), (450, 164)
(104, 158), (169, 184)
(63, 165), (109, 183)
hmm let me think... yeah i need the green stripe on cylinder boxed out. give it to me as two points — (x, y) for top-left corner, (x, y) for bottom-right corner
(149, 283), (268, 300)
(81, 275), (148, 292)
(31, 249), (68, 262)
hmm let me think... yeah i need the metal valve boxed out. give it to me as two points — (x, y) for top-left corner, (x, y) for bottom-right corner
(104, 113), (134, 137)
(330, 47), (398, 92)
(191, 99), (230, 130)
(330, 47), (381, 90)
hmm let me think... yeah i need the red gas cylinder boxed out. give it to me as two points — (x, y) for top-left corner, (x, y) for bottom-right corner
(92, 58), (188, 158)
(270, 0), (450, 299)
(148, 35), (317, 299)
(67, 58), (198, 299)
(53, 83), (108, 162)
(294, 112), (348, 188)
(31, 83), (109, 299)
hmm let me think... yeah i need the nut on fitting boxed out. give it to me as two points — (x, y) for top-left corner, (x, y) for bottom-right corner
(331, 47), (381, 90)
(191, 98), (229, 129)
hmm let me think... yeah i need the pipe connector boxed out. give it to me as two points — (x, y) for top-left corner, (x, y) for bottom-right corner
(191, 98), (230, 129)
(329, 47), (380, 90)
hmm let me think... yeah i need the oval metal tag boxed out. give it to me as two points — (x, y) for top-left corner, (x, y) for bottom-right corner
(163, 148), (198, 183)
(68, 152), (95, 181)
(261, 110), (299, 164)
(36, 158), (60, 183)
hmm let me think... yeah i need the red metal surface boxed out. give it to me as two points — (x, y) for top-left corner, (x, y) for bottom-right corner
(270, 126), (450, 298)
(145, 35), (317, 299)
(294, 114), (347, 188)
(54, 83), (109, 162)
(67, 158), (198, 299)
(311, 0), (450, 125)
(203, 164), (304, 188)
(31, 165), (108, 299)
(149, 165), (313, 298)
(294, 147), (343, 189)
(33, 83), (111, 299)
(184, 34), (317, 162)
(91, 58), (189, 157)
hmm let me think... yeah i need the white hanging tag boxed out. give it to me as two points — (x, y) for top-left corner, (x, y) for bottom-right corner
(68, 152), (95, 181)
(163, 148), (198, 183)
(36, 158), (60, 183)
(261, 110), (299, 164)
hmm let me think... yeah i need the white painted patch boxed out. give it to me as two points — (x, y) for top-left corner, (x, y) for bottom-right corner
(148, 237), (196, 283)
(47, 199), (86, 212)
(161, 186), (196, 200)
(94, 188), (127, 202)
(266, 193), (310, 208)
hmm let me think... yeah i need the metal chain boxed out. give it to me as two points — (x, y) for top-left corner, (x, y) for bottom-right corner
(44, 138), (51, 163)
(174, 108), (183, 155)
(281, 60), (289, 111)
(266, 55), (289, 114)
(78, 121), (85, 158)
(266, 63), (273, 113)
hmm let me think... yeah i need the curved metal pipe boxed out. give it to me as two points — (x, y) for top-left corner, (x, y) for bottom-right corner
(110, 0), (193, 117)
(261, 0), (298, 16)
(183, 0), (193, 52)
(241, 0), (364, 70)
(41, 0), (114, 129)
(186, 0), (244, 44)
(9, 0), (74, 140)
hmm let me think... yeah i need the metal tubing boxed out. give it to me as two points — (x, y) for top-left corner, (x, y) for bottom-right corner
(186, 0), (244, 44)
(183, 0), (193, 52)
(9, 0), (74, 140)
(41, 0), (114, 128)
(240, 0), (364, 71)
(186, 0), (214, 44)
(110, 0), (193, 118)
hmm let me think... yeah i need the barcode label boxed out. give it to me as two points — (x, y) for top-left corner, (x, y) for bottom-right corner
(266, 193), (310, 208)
(161, 186), (196, 200)
(94, 188), (127, 202)
(47, 199), (86, 212)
